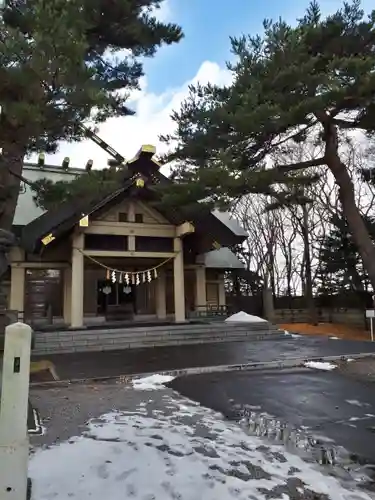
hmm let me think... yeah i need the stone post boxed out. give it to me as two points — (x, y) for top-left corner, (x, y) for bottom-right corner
(9, 266), (25, 319)
(0, 322), (32, 500)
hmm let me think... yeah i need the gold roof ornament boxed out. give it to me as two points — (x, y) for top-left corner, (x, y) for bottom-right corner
(135, 178), (145, 188)
(79, 214), (89, 227)
(41, 233), (55, 246)
(128, 145), (160, 169)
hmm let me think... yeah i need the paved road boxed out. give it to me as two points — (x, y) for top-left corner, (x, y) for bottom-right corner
(32, 335), (375, 381)
(169, 367), (375, 471)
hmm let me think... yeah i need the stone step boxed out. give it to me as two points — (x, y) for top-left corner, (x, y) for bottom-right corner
(35, 327), (277, 345)
(33, 331), (284, 355)
(34, 322), (272, 340)
(32, 322), (283, 354)
(34, 327), (280, 345)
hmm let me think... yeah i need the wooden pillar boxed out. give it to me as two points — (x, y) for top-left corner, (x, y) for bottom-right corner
(63, 267), (72, 324)
(195, 266), (206, 313)
(262, 287), (275, 323)
(173, 237), (185, 322)
(155, 269), (167, 319)
(71, 233), (84, 328)
(218, 273), (226, 307)
(9, 265), (25, 320)
(128, 201), (136, 251)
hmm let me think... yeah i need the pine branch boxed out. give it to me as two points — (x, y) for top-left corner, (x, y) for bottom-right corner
(270, 157), (326, 174)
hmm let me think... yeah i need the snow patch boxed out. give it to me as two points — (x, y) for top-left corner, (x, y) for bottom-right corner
(345, 399), (370, 408)
(132, 374), (175, 390)
(304, 361), (337, 371)
(225, 311), (267, 323)
(329, 336), (340, 340)
(284, 330), (301, 338)
(29, 392), (373, 500)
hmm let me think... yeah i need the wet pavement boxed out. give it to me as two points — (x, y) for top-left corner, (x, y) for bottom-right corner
(31, 335), (375, 381)
(169, 367), (375, 471)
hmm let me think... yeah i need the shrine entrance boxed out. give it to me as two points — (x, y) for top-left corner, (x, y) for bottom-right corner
(97, 280), (136, 320)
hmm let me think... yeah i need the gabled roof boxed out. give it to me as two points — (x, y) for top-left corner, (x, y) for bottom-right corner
(20, 147), (247, 254)
(197, 247), (245, 269)
(212, 210), (248, 238)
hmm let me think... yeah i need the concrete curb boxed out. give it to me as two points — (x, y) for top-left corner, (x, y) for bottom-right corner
(29, 352), (375, 388)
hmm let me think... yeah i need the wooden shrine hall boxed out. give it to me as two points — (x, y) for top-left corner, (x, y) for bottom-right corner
(8, 146), (247, 328)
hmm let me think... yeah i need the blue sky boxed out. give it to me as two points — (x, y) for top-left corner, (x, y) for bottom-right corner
(50, 0), (374, 167)
(144, 0), (375, 94)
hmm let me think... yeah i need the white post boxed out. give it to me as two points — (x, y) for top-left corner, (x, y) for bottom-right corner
(0, 322), (32, 500)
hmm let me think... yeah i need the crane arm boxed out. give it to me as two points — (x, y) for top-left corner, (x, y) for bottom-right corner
(79, 124), (125, 165)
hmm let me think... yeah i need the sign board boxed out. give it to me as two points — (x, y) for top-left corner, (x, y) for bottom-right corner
(366, 310), (375, 318)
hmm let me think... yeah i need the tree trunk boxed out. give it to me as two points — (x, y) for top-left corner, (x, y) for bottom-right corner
(0, 144), (25, 234)
(330, 159), (375, 290)
(0, 144), (25, 331)
(301, 204), (318, 325)
(317, 117), (375, 293)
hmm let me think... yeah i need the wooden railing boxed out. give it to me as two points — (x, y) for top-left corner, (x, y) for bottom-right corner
(187, 304), (228, 319)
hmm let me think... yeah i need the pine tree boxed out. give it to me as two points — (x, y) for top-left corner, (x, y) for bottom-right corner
(160, 0), (375, 290)
(0, 0), (182, 274)
(317, 214), (375, 294)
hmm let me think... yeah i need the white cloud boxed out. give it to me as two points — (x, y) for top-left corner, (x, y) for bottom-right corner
(37, 61), (231, 172)
(152, 0), (171, 22)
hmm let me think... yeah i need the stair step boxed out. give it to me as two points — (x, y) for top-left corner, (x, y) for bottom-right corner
(33, 322), (283, 354)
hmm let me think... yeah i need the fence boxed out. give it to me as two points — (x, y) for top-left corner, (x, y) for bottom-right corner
(226, 294), (263, 317)
(226, 292), (372, 328)
(274, 308), (368, 328)
(274, 292), (374, 310)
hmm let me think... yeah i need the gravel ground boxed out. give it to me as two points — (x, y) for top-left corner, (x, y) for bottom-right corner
(30, 380), (138, 447)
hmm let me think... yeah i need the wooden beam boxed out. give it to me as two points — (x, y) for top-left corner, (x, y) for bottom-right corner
(84, 221), (175, 237)
(11, 262), (70, 269)
(176, 222), (195, 237)
(84, 250), (176, 259)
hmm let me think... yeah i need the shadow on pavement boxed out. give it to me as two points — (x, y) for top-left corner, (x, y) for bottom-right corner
(169, 367), (375, 491)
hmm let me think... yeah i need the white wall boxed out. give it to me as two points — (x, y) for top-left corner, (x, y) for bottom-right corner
(14, 163), (84, 226)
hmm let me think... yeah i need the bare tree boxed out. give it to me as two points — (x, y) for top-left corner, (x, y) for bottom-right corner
(233, 195), (281, 296)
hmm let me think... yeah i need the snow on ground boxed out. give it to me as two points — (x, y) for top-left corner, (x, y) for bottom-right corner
(304, 361), (337, 371)
(29, 390), (373, 500)
(132, 373), (175, 390)
(284, 330), (301, 338)
(225, 311), (267, 323)
(329, 336), (340, 340)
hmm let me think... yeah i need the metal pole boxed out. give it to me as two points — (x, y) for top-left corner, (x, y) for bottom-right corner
(371, 317), (374, 342)
(0, 322), (32, 500)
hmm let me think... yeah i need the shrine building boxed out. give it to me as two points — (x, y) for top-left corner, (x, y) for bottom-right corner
(8, 146), (247, 328)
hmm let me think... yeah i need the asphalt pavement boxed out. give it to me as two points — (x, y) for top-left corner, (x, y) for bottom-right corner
(169, 367), (375, 472)
(31, 335), (375, 381)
